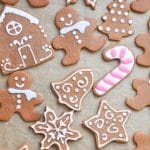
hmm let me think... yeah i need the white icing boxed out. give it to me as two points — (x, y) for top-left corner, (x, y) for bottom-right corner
(8, 88), (37, 101)
(77, 76), (88, 88)
(60, 21), (90, 35)
(16, 83), (24, 88)
(69, 96), (78, 103)
(106, 27), (111, 32)
(60, 17), (65, 22)
(110, 10), (115, 14)
(62, 83), (73, 93)
(105, 110), (114, 119)
(112, 18), (116, 22)
(102, 134), (108, 141)
(0, 6), (39, 24)
(95, 119), (104, 128)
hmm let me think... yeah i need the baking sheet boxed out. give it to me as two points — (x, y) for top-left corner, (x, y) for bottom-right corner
(0, 0), (149, 150)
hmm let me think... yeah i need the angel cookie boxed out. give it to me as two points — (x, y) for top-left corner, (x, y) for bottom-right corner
(136, 19), (150, 67)
(66, 0), (99, 10)
(0, 6), (54, 74)
(126, 78), (150, 110)
(131, 0), (150, 13)
(0, 0), (49, 7)
(51, 68), (94, 111)
(52, 6), (105, 65)
(0, 71), (43, 122)
(83, 100), (130, 149)
(31, 107), (82, 150)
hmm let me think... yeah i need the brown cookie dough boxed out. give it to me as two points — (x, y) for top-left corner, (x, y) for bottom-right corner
(52, 6), (105, 65)
(126, 78), (150, 111)
(0, 71), (43, 122)
(131, 0), (150, 13)
(136, 19), (150, 67)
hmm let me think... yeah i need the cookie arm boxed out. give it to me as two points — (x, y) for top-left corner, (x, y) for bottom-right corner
(85, 18), (98, 30)
(30, 93), (43, 106)
(52, 35), (65, 49)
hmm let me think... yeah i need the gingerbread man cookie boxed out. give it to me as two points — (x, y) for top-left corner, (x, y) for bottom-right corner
(51, 68), (94, 111)
(131, 0), (150, 13)
(31, 107), (82, 150)
(52, 6), (106, 65)
(83, 100), (130, 149)
(99, 0), (134, 41)
(66, 0), (99, 10)
(134, 132), (150, 150)
(0, 6), (54, 74)
(0, 0), (49, 7)
(18, 142), (32, 150)
(0, 71), (43, 122)
(126, 78), (150, 111)
(136, 19), (150, 67)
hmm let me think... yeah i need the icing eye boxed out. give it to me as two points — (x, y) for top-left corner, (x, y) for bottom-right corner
(14, 77), (18, 81)
(60, 17), (65, 22)
(68, 14), (72, 18)
(21, 77), (25, 81)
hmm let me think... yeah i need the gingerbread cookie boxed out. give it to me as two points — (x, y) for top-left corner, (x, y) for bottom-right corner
(131, 0), (150, 13)
(0, 71), (43, 122)
(52, 6), (106, 65)
(0, 6), (54, 74)
(126, 78), (150, 111)
(51, 68), (94, 111)
(99, 0), (134, 41)
(136, 19), (150, 67)
(31, 107), (82, 150)
(134, 132), (150, 150)
(93, 45), (135, 96)
(18, 143), (32, 150)
(0, 0), (49, 7)
(66, 0), (98, 10)
(83, 100), (130, 149)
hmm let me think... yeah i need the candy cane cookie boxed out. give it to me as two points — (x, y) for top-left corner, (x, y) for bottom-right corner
(93, 46), (135, 96)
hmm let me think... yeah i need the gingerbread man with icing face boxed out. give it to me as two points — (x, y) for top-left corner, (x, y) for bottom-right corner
(0, 71), (43, 122)
(52, 6), (106, 65)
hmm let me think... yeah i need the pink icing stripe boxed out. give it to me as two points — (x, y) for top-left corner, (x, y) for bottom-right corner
(103, 78), (115, 85)
(96, 84), (108, 91)
(122, 58), (133, 64)
(111, 71), (124, 79)
(119, 65), (130, 73)
(120, 48), (126, 59)
(111, 48), (116, 57)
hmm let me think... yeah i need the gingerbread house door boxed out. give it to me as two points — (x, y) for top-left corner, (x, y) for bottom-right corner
(18, 44), (37, 68)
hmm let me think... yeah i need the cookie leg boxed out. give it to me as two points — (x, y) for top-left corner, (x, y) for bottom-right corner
(27, 0), (49, 7)
(20, 108), (41, 122)
(0, 0), (18, 5)
(86, 35), (106, 52)
(126, 96), (149, 110)
(62, 49), (80, 65)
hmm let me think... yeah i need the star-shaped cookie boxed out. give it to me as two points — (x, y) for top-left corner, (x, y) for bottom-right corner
(31, 107), (82, 150)
(83, 100), (130, 149)
(134, 132), (150, 150)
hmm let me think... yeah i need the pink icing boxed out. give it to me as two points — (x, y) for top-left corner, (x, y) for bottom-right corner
(120, 48), (126, 59)
(103, 77), (115, 85)
(111, 49), (116, 57)
(96, 84), (108, 91)
(119, 65), (130, 73)
(111, 71), (124, 79)
(122, 58), (133, 64)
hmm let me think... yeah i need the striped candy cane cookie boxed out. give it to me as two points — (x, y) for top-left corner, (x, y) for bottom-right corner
(93, 46), (135, 96)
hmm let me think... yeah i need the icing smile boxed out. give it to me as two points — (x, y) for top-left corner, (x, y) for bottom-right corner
(65, 20), (73, 26)
(16, 83), (25, 88)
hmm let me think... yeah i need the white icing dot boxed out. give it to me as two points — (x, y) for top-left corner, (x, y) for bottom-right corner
(73, 31), (76, 35)
(106, 27), (111, 32)
(119, 133), (123, 137)
(103, 16), (107, 20)
(15, 77), (18, 80)
(110, 10), (115, 14)
(98, 26), (103, 31)
(117, 11), (122, 15)
(39, 25), (42, 29)
(16, 105), (21, 109)
(10, 43), (13, 47)
(128, 30), (133, 35)
(112, 17), (117, 22)
(2, 60), (5, 63)
(123, 113), (127, 116)
(41, 29), (44, 33)
(60, 17), (65, 22)
(88, 122), (92, 126)
(75, 104), (78, 108)
(69, 97), (74, 101)
(120, 4), (125, 9)
(21, 77), (25, 81)
(75, 35), (79, 40)
(44, 34), (48, 38)
(120, 19), (125, 23)
(6, 58), (9, 61)
(79, 71), (83, 75)
(29, 35), (32, 39)
(148, 80), (150, 85)
(119, 0), (123, 2)
(114, 28), (119, 33)
(121, 29), (126, 33)
(105, 121), (109, 124)
(104, 106), (107, 110)
(63, 95), (67, 99)
(55, 86), (60, 90)
(113, 3), (117, 8)
(23, 55), (27, 59)
(17, 100), (21, 104)
(72, 77), (76, 80)
(1, 64), (3, 67)
(113, 118), (117, 122)
(17, 94), (21, 98)
(75, 88), (79, 92)
(128, 20), (133, 24)
(78, 40), (82, 44)
(68, 14), (72, 18)
(83, 89), (87, 92)
(124, 12), (128, 16)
